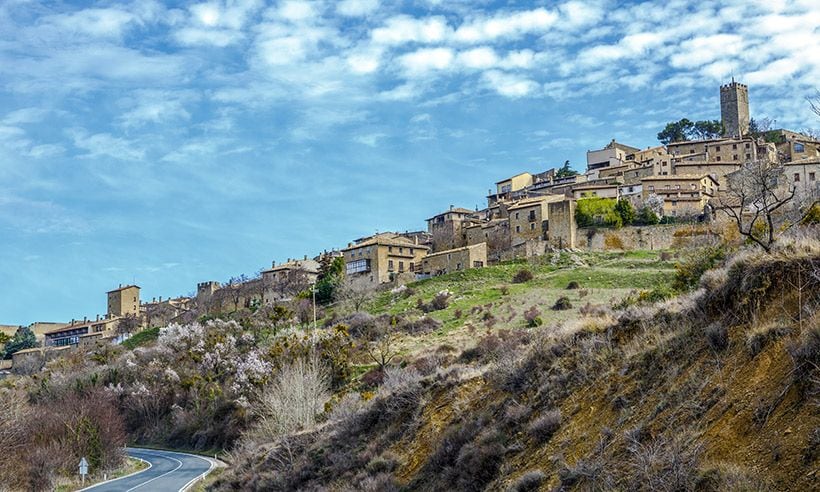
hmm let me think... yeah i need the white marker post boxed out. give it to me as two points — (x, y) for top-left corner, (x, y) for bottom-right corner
(79, 457), (89, 486)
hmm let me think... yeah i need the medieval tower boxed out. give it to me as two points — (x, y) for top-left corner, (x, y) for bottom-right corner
(720, 79), (750, 138)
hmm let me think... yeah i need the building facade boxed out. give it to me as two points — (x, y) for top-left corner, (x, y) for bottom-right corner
(343, 233), (429, 288)
(420, 242), (488, 277)
(107, 285), (140, 318)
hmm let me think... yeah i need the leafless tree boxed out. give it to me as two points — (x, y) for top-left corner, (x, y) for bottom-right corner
(364, 324), (399, 371)
(808, 90), (820, 118)
(335, 278), (373, 312)
(144, 302), (179, 329)
(116, 313), (140, 336)
(269, 270), (311, 302)
(719, 158), (817, 252)
(251, 354), (330, 441)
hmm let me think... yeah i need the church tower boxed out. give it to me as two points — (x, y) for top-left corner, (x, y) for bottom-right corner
(720, 79), (750, 138)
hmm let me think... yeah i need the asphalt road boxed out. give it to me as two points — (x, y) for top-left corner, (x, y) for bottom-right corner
(81, 447), (214, 492)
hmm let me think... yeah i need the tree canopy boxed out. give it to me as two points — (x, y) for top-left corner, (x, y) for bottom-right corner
(3, 326), (37, 359)
(657, 119), (723, 144)
(555, 160), (579, 178)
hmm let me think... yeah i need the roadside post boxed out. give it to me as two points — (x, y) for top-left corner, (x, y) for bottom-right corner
(79, 457), (89, 486)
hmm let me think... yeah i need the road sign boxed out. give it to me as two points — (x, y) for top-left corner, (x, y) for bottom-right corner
(79, 457), (88, 485)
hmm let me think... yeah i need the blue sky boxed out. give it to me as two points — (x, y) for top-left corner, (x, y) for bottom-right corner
(1, 0), (819, 325)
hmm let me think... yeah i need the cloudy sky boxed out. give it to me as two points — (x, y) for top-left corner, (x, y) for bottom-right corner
(1, 0), (819, 324)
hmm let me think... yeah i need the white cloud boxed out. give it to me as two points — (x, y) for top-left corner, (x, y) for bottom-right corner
(277, 0), (317, 22)
(371, 15), (449, 45)
(482, 70), (538, 98)
(669, 34), (744, 69)
(354, 132), (387, 146)
(119, 92), (193, 127)
(457, 47), (498, 69)
(399, 48), (455, 75)
(69, 129), (145, 161)
(745, 57), (801, 85)
(453, 8), (558, 43)
(337, 0), (379, 17)
(45, 8), (139, 38)
(3, 108), (49, 125)
(175, 27), (241, 46)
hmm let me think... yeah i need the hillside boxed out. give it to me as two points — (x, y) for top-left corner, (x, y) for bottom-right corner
(213, 235), (820, 491)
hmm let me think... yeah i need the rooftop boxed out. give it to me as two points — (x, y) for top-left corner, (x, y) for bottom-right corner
(107, 284), (140, 294)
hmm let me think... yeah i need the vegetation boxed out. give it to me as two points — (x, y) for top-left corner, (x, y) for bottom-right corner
(575, 197), (622, 228)
(657, 118), (723, 144)
(555, 160), (579, 178)
(120, 327), (160, 349)
(2, 326), (37, 359)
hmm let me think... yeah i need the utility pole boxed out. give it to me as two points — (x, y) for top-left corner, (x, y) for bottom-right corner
(312, 282), (317, 331)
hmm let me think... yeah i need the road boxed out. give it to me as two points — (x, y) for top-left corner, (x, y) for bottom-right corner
(81, 447), (215, 492)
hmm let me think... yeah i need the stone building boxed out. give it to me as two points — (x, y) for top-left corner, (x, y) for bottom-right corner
(426, 206), (480, 252)
(464, 219), (511, 261)
(420, 242), (488, 277)
(720, 79), (750, 138)
(586, 140), (641, 180)
(571, 182), (621, 199)
(547, 199), (576, 249)
(343, 233), (429, 288)
(641, 174), (719, 217)
(44, 315), (120, 347)
(107, 285), (140, 318)
(508, 195), (565, 246)
(262, 257), (320, 285)
(785, 157), (820, 197)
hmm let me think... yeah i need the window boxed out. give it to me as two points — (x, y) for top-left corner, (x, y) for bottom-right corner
(675, 184), (681, 190)
(409, 263), (415, 272)
(715, 145), (720, 151)
(515, 212), (519, 219)
(515, 225), (521, 233)
(388, 246), (393, 252)
(399, 261), (404, 272)
(746, 153), (751, 159)
(399, 247), (403, 254)
(671, 200), (677, 206)
(456, 262), (462, 270)
(716, 156), (721, 162)
(733, 154), (738, 161)
(388, 260), (394, 271)
(745, 143), (750, 149)
(690, 149), (695, 154)
(346, 259), (369, 275)
(530, 223), (535, 230)
(794, 173), (800, 182)
(648, 185), (655, 191)
(473, 261), (484, 268)
(528, 210), (536, 221)
(408, 248), (413, 255)
(732, 143), (737, 150)
(810, 172), (816, 181)
(795, 143), (805, 152)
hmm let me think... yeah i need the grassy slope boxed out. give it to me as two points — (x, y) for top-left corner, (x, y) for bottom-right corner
(362, 250), (676, 362)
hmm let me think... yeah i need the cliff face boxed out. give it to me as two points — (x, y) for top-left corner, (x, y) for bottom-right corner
(215, 239), (820, 491)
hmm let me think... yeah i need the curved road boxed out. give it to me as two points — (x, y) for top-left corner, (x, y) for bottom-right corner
(82, 447), (215, 492)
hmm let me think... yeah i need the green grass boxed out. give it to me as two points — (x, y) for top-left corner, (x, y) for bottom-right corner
(121, 327), (160, 350)
(360, 250), (676, 355)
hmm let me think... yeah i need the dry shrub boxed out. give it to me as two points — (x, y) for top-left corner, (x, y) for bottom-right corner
(787, 325), (820, 401)
(344, 312), (379, 339)
(553, 296), (573, 311)
(745, 323), (791, 356)
(528, 409), (561, 443)
(251, 355), (330, 441)
(329, 392), (367, 422)
(512, 269), (534, 283)
(566, 280), (581, 289)
(523, 306), (542, 327)
(705, 323), (729, 352)
(625, 433), (702, 491)
(604, 233), (625, 250)
(509, 470), (546, 492)
(399, 316), (441, 335)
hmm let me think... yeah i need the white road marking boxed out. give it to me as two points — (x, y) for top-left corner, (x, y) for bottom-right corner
(124, 452), (183, 492)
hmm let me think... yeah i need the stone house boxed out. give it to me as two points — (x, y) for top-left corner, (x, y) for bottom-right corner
(508, 195), (565, 246)
(586, 139), (641, 180)
(420, 242), (488, 277)
(342, 233), (429, 288)
(785, 158), (819, 199)
(107, 284), (140, 318)
(641, 174), (719, 217)
(571, 182), (621, 199)
(44, 315), (121, 347)
(464, 219), (510, 262)
(426, 206), (480, 253)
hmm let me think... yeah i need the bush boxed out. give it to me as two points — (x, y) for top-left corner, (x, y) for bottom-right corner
(512, 269), (534, 283)
(345, 312), (379, 339)
(575, 197), (623, 228)
(430, 291), (451, 311)
(509, 470), (546, 492)
(400, 316), (441, 335)
(673, 245), (727, 292)
(523, 306), (542, 327)
(566, 280), (581, 289)
(528, 409), (561, 443)
(745, 324), (791, 356)
(787, 325), (820, 399)
(500, 285), (510, 295)
(552, 296), (572, 311)
(706, 323), (729, 352)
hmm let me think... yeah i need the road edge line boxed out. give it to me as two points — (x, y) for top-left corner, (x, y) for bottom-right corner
(76, 455), (153, 491)
(179, 453), (217, 492)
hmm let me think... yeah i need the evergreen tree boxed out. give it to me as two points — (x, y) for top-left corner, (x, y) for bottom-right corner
(3, 326), (37, 359)
(555, 160), (579, 178)
(614, 199), (635, 225)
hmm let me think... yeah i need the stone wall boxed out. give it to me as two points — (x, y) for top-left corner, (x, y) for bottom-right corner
(577, 222), (729, 251)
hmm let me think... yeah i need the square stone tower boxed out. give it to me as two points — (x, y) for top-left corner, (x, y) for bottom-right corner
(720, 79), (750, 138)
(107, 284), (140, 317)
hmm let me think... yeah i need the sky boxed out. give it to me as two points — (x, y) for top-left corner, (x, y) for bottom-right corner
(1, 0), (819, 325)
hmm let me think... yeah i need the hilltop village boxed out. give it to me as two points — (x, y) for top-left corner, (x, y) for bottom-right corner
(2, 81), (819, 370)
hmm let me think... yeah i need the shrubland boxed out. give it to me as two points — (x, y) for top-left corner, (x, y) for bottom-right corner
(3, 228), (818, 491)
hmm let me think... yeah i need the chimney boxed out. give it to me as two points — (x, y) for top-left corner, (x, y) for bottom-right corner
(159, 296), (162, 302)
(450, 204), (454, 211)
(71, 318), (75, 325)
(414, 236), (419, 245)
(119, 283), (122, 288)
(96, 314), (100, 321)
(304, 255), (307, 260)
(271, 261), (276, 268)
(152, 297), (156, 303)
(83, 316), (87, 323)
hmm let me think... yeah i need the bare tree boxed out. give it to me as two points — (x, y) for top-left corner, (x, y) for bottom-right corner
(719, 158), (817, 252)
(251, 354), (330, 441)
(335, 278), (373, 312)
(116, 313), (140, 336)
(364, 324), (399, 371)
(269, 270), (311, 302)
(808, 90), (820, 118)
